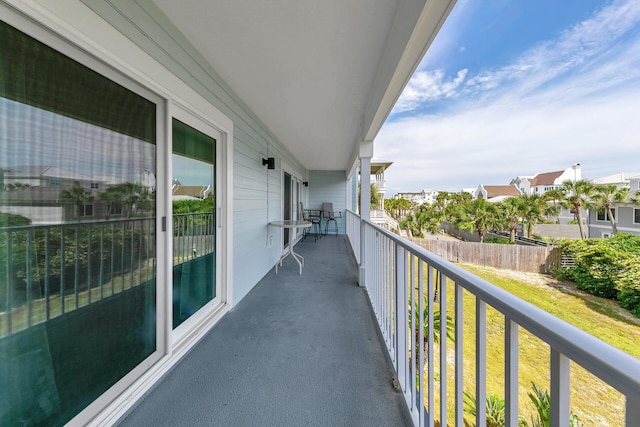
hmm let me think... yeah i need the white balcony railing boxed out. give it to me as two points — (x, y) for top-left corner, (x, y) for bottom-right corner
(345, 210), (640, 427)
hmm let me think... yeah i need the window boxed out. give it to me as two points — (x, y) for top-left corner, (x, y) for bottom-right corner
(90, 182), (99, 189)
(634, 208), (640, 224)
(1, 19), (157, 426)
(597, 209), (615, 221)
(79, 204), (93, 217)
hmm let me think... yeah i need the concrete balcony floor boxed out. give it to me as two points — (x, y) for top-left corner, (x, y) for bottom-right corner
(118, 235), (412, 426)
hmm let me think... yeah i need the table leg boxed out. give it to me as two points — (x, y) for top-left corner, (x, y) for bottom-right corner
(275, 227), (305, 275)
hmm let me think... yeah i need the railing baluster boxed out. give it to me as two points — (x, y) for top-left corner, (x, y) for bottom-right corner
(626, 396), (640, 427)
(99, 227), (104, 299)
(44, 229), (50, 320)
(396, 245), (407, 396)
(120, 221), (125, 291)
(60, 227), (65, 314)
(455, 282), (464, 427)
(74, 226), (79, 309)
(550, 348), (570, 427)
(427, 266), (434, 427)
(130, 220), (134, 289)
(6, 231), (13, 334)
(476, 297), (487, 427)
(26, 229), (32, 327)
(87, 224), (92, 304)
(111, 222), (115, 295)
(439, 271), (448, 427)
(505, 317), (519, 427)
(418, 259), (425, 427)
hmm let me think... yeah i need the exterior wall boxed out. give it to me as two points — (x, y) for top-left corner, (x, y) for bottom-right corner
(309, 171), (347, 234)
(1, 2), (316, 424)
(70, 0), (307, 304)
(588, 206), (640, 238)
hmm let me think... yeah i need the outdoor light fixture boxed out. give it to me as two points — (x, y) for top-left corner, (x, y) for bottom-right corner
(262, 157), (275, 169)
(303, 181), (308, 187)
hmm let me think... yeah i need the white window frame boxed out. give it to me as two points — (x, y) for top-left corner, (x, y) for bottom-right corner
(596, 208), (616, 222)
(170, 103), (230, 347)
(634, 208), (640, 225)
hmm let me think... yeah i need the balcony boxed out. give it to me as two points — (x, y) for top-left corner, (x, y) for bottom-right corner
(118, 233), (412, 426)
(3, 213), (640, 426)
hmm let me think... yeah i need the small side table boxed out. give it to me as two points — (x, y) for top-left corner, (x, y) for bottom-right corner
(269, 220), (311, 275)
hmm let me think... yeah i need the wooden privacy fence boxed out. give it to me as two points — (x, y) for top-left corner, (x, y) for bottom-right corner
(407, 237), (561, 273)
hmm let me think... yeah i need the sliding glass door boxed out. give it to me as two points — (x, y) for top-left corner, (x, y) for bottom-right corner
(0, 19), (159, 426)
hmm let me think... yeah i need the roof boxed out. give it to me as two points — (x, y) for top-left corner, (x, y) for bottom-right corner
(482, 185), (521, 198)
(5, 166), (93, 181)
(529, 170), (563, 186)
(591, 172), (640, 185)
(92, 1), (456, 172)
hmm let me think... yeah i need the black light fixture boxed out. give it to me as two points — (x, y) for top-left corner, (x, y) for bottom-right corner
(262, 157), (275, 169)
(303, 181), (309, 187)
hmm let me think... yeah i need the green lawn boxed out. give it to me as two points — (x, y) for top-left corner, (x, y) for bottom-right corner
(428, 264), (640, 426)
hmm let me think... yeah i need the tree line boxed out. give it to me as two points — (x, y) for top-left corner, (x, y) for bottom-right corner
(385, 180), (640, 242)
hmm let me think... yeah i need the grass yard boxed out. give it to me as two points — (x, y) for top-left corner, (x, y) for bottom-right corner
(429, 263), (640, 426)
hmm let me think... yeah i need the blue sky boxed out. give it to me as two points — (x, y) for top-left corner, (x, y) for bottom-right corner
(375, 0), (640, 195)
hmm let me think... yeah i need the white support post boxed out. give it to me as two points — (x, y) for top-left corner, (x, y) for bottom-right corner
(359, 153), (371, 287)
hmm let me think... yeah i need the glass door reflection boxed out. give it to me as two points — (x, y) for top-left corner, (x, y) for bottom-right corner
(172, 119), (215, 329)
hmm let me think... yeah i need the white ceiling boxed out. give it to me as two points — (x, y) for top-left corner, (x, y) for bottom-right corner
(151, 0), (455, 171)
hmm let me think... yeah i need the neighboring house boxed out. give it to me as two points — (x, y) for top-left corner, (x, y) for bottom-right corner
(0, 165), (120, 223)
(474, 184), (521, 201)
(588, 174), (640, 238)
(590, 171), (640, 188)
(370, 159), (393, 210)
(509, 163), (582, 196)
(394, 189), (440, 205)
(509, 164), (584, 224)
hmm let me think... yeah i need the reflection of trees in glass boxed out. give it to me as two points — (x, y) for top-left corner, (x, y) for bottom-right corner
(98, 182), (154, 218)
(59, 186), (94, 220)
(0, 219), (153, 312)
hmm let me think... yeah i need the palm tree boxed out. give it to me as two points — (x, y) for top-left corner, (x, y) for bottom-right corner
(454, 198), (498, 243)
(521, 194), (547, 238)
(497, 197), (526, 242)
(59, 185), (94, 220)
(543, 189), (564, 224)
(591, 184), (629, 235)
(561, 180), (594, 239)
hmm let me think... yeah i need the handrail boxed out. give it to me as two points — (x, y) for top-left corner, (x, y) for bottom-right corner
(348, 213), (640, 426)
(1, 213), (214, 337)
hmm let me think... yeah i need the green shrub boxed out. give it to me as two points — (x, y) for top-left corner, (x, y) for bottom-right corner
(559, 234), (640, 318)
(615, 254), (640, 316)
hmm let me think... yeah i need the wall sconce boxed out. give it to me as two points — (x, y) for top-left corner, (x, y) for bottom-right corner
(262, 157), (275, 169)
(303, 181), (309, 187)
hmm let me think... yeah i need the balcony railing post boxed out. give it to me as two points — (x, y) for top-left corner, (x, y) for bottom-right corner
(359, 218), (366, 288)
(454, 283), (464, 427)
(550, 348), (570, 427)
(476, 298), (487, 427)
(396, 244), (407, 394)
(505, 317), (519, 427)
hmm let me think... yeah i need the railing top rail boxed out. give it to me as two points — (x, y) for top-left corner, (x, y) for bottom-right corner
(361, 218), (640, 400)
(0, 216), (156, 232)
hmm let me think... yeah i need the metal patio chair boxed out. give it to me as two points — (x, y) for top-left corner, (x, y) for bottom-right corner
(300, 202), (321, 241)
(322, 202), (342, 236)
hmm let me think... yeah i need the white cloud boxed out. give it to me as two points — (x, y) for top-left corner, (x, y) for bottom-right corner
(394, 69), (468, 113)
(375, 0), (640, 197)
